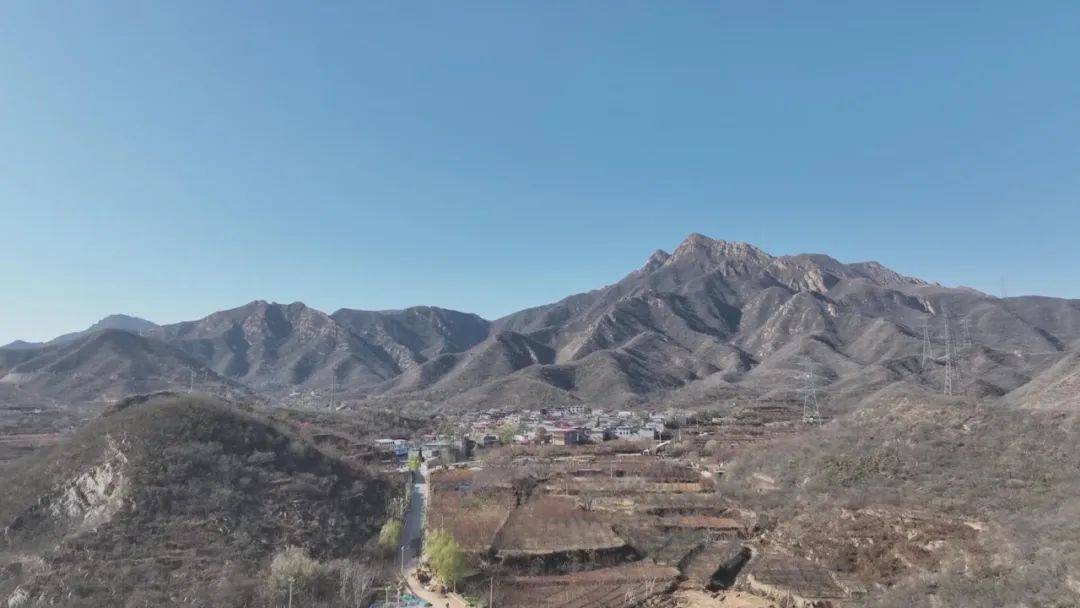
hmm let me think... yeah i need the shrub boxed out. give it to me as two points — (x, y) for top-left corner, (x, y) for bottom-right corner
(494, 422), (521, 445)
(407, 455), (422, 472)
(378, 518), (402, 550)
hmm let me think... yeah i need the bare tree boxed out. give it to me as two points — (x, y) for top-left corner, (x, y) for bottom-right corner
(338, 562), (374, 608)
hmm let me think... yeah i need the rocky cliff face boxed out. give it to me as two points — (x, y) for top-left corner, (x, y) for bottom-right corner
(46, 434), (129, 531)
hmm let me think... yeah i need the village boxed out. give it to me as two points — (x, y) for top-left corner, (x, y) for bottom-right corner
(373, 405), (686, 468)
(356, 401), (871, 608)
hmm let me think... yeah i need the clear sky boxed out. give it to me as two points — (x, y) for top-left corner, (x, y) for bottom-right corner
(2, 2), (1079, 344)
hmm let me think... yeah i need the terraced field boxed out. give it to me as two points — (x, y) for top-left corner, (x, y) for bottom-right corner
(498, 562), (679, 608)
(493, 496), (626, 556)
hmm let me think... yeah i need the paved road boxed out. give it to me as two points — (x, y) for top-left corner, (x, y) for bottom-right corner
(398, 464), (469, 608)
(400, 465), (427, 569)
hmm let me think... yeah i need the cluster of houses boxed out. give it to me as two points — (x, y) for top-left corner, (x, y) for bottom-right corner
(463, 405), (685, 446)
(372, 436), (466, 467)
(372, 405), (689, 466)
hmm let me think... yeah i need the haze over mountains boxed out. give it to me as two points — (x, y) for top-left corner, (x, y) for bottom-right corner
(3, 234), (1079, 412)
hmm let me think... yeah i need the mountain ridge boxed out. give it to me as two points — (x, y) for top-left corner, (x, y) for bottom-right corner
(3, 233), (1078, 412)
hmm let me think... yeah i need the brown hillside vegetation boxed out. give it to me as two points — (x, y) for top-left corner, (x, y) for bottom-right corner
(720, 396), (1080, 607)
(0, 394), (395, 607)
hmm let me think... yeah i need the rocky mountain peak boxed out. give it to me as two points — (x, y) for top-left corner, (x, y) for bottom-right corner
(671, 233), (771, 263)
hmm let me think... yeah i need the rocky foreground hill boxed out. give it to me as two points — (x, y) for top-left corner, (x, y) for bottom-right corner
(0, 393), (396, 607)
(3, 233), (1079, 413)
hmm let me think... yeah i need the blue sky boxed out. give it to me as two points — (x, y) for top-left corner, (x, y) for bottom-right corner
(2, 2), (1079, 344)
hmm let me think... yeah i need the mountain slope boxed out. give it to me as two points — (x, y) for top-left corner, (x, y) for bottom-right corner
(478, 233), (1080, 410)
(331, 306), (490, 370)
(0, 393), (393, 606)
(150, 301), (404, 393)
(0, 329), (248, 403)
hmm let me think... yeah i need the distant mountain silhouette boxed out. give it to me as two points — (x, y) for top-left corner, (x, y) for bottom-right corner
(3, 234), (1079, 410)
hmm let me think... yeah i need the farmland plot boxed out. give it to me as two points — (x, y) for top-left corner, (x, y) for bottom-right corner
(497, 561), (679, 608)
(428, 468), (515, 554)
(493, 496), (626, 557)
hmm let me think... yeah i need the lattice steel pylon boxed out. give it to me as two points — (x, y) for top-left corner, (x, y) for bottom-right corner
(800, 358), (821, 424)
(943, 312), (954, 396)
(922, 315), (934, 367)
(961, 316), (973, 351)
(955, 315), (973, 393)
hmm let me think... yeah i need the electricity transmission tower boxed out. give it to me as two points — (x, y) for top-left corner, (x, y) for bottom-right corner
(961, 317), (973, 351)
(922, 315), (934, 367)
(800, 359), (821, 424)
(942, 312), (954, 396)
(956, 315), (974, 392)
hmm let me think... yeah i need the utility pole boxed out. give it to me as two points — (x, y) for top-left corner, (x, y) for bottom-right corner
(287, 577), (294, 608)
(189, 370), (195, 393)
(490, 576), (494, 608)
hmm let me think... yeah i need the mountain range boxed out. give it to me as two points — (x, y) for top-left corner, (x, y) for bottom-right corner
(4, 233), (1079, 412)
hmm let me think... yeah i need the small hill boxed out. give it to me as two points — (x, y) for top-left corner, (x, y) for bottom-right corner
(0, 394), (395, 607)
